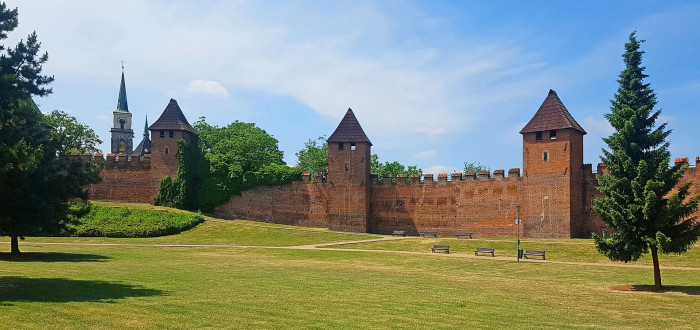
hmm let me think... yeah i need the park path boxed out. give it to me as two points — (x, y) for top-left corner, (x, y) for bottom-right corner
(19, 237), (700, 272)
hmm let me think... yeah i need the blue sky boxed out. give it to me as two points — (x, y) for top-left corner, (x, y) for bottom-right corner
(7, 0), (700, 174)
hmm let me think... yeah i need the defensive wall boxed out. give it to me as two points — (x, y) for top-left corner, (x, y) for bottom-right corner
(213, 158), (700, 238)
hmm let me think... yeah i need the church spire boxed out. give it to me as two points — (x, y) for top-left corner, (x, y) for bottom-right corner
(116, 64), (129, 112)
(143, 115), (149, 136)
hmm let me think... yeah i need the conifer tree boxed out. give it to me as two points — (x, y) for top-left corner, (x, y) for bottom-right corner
(593, 32), (700, 290)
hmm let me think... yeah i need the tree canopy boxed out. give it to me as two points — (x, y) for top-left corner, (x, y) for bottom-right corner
(295, 135), (328, 175)
(593, 31), (700, 290)
(44, 110), (103, 154)
(370, 154), (422, 181)
(0, 2), (101, 254)
(463, 161), (490, 174)
(155, 117), (301, 211)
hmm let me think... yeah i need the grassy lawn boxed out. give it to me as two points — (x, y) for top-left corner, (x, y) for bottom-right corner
(0, 203), (698, 328)
(331, 237), (700, 268)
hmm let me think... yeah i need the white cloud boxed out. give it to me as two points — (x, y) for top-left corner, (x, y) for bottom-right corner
(412, 150), (437, 159)
(423, 165), (456, 175)
(581, 116), (613, 136)
(185, 79), (229, 97)
(13, 0), (556, 142)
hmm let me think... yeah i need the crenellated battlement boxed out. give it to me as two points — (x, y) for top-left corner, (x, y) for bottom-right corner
(61, 152), (152, 171)
(359, 168), (523, 186)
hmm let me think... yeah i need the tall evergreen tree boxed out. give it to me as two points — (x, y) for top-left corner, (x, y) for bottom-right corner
(0, 2), (101, 254)
(593, 32), (700, 290)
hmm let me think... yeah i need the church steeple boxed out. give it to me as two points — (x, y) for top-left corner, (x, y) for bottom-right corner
(116, 65), (129, 112)
(144, 115), (149, 137)
(110, 64), (134, 153)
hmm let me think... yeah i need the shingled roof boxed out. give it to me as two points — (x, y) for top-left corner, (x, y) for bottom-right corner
(149, 99), (196, 133)
(520, 89), (586, 134)
(327, 108), (372, 145)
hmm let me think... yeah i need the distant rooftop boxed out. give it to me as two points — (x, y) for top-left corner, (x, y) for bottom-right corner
(327, 108), (372, 145)
(520, 89), (586, 134)
(149, 99), (196, 133)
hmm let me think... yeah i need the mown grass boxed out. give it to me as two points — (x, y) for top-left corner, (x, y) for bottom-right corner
(1, 244), (698, 329)
(65, 203), (204, 237)
(333, 237), (700, 268)
(0, 202), (698, 328)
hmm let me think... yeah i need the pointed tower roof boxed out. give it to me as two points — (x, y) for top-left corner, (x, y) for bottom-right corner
(116, 67), (129, 112)
(149, 99), (196, 133)
(143, 115), (149, 136)
(520, 89), (586, 134)
(327, 108), (372, 145)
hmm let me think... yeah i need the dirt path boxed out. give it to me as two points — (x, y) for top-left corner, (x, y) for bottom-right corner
(19, 237), (700, 272)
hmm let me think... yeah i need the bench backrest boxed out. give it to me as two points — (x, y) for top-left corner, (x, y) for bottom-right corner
(476, 247), (494, 252)
(525, 250), (545, 254)
(434, 245), (449, 249)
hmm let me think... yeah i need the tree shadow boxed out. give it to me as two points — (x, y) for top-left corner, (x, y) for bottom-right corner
(610, 284), (700, 295)
(0, 277), (165, 305)
(0, 252), (110, 262)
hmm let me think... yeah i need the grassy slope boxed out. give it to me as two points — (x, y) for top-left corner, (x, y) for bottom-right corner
(0, 202), (698, 328)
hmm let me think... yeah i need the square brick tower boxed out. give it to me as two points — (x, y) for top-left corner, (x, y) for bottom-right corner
(148, 99), (197, 179)
(520, 90), (586, 238)
(326, 108), (372, 232)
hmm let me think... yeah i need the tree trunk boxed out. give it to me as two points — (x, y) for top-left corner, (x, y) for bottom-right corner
(10, 235), (20, 255)
(651, 246), (662, 290)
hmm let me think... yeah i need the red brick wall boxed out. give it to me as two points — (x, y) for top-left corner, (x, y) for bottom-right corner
(88, 154), (159, 202)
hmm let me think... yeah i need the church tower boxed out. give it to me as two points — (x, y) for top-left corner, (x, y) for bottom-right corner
(520, 89), (586, 237)
(110, 66), (134, 153)
(326, 108), (372, 232)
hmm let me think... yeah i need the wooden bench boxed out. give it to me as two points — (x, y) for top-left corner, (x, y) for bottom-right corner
(391, 230), (406, 237)
(475, 247), (495, 257)
(420, 231), (437, 238)
(432, 245), (450, 253)
(456, 232), (473, 239)
(524, 250), (546, 260)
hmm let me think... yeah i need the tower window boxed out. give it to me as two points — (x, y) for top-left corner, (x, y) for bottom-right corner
(119, 140), (126, 152)
(169, 130), (174, 138)
(119, 119), (126, 129)
(160, 130), (164, 138)
(345, 162), (349, 171)
(535, 132), (542, 141)
(165, 147), (169, 155)
(339, 143), (344, 150)
(543, 151), (549, 162)
(351, 143), (356, 151)
(550, 130), (557, 140)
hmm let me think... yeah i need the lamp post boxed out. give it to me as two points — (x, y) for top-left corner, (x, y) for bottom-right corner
(516, 205), (521, 262)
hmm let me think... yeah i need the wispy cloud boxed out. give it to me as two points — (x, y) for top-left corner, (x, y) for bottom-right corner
(412, 150), (437, 159)
(423, 165), (456, 175)
(185, 79), (229, 97)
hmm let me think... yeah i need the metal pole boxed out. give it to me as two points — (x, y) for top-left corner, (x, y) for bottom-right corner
(516, 205), (520, 262)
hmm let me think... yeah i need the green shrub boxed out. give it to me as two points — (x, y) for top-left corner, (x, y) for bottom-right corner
(65, 203), (204, 237)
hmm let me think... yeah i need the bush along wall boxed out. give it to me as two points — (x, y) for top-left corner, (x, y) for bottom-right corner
(64, 203), (204, 237)
(155, 137), (303, 212)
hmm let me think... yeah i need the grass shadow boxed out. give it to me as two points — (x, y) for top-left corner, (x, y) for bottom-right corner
(0, 252), (110, 262)
(0, 276), (165, 304)
(610, 284), (700, 295)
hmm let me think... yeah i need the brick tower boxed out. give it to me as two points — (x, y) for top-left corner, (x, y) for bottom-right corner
(148, 99), (197, 179)
(520, 89), (586, 237)
(326, 108), (372, 232)
(110, 66), (134, 154)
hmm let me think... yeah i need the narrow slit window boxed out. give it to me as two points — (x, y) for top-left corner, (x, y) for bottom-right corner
(550, 130), (557, 140)
(345, 162), (349, 171)
(165, 147), (169, 155)
(351, 143), (356, 151)
(535, 132), (542, 141)
(339, 143), (344, 150)
(543, 151), (549, 162)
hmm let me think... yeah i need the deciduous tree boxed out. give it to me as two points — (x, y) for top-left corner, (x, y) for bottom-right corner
(593, 32), (700, 290)
(44, 110), (103, 153)
(295, 135), (328, 175)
